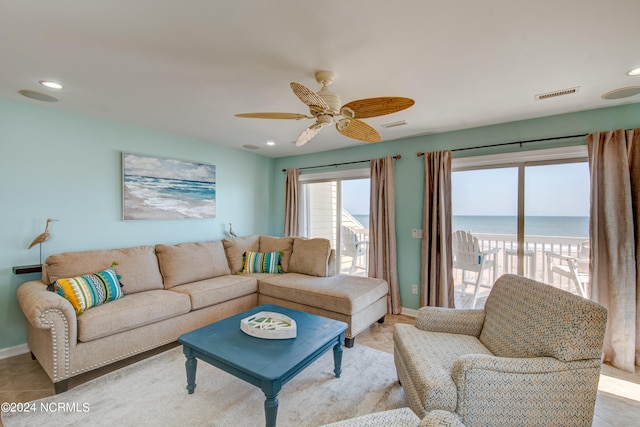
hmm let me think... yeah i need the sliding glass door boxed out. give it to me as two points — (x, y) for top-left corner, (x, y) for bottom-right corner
(299, 171), (370, 276)
(451, 148), (590, 308)
(524, 162), (590, 297)
(452, 167), (518, 308)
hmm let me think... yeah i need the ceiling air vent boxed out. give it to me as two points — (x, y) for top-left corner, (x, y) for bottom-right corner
(380, 120), (407, 129)
(534, 86), (580, 101)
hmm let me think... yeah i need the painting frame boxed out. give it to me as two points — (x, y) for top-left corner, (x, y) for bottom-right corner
(122, 152), (216, 221)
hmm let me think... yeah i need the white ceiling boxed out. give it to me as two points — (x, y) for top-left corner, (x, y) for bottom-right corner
(2, 0), (639, 158)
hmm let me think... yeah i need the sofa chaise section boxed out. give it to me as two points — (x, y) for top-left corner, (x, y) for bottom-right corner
(258, 272), (388, 347)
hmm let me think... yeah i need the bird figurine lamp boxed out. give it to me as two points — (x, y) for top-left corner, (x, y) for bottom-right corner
(228, 223), (238, 238)
(28, 218), (57, 264)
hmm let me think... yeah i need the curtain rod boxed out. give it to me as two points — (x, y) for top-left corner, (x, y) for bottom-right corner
(281, 155), (401, 172)
(416, 133), (586, 156)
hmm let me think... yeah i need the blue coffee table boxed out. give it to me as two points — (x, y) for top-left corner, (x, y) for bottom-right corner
(178, 304), (348, 427)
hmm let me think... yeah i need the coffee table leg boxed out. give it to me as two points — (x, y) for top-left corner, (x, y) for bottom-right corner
(264, 394), (279, 427)
(332, 337), (343, 378)
(184, 347), (197, 394)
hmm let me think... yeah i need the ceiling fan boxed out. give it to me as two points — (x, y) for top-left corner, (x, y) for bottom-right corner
(235, 70), (415, 147)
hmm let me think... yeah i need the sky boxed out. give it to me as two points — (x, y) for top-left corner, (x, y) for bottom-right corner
(342, 179), (370, 215)
(124, 153), (216, 182)
(452, 162), (590, 216)
(341, 162), (590, 217)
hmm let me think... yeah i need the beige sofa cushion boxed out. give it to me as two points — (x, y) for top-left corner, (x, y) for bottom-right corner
(259, 236), (294, 272)
(44, 246), (163, 294)
(169, 275), (257, 310)
(222, 235), (260, 274)
(77, 289), (191, 342)
(288, 238), (331, 277)
(258, 273), (388, 315)
(156, 241), (230, 289)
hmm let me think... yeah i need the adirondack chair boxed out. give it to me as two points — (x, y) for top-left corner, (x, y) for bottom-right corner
(341, 225), (368, 275)
(452, 230), (500, 308)
(545, 241), (590, 298)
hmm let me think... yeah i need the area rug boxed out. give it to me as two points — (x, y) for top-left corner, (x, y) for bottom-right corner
(2, 345), (407, 426)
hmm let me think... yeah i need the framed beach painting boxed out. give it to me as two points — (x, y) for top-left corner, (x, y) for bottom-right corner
(122, 153), (216, 220)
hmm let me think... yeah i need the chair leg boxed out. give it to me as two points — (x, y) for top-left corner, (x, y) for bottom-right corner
(349, 255), (357, 274)
(572, 272), (587, 298)
(471, 266), (485, 308)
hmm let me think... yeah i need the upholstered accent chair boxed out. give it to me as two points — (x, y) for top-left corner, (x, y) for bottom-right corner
(320, 408), (465, 427)
(394, 274), (607, 427)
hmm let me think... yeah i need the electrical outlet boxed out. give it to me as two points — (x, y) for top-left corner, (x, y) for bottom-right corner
(412, 284), (419, 294)
(411, 229), (423, 239)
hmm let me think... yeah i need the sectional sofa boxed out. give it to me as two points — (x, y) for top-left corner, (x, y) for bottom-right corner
(16, 235), (389, 393)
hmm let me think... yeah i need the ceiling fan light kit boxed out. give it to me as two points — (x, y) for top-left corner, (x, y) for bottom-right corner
(235, 70), (414, 147)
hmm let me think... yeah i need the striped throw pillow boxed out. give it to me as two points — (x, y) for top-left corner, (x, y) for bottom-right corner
(241, 251), (283, 274)
(54, 267), (124, 315)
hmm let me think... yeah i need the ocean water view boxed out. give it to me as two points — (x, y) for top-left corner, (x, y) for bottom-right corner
(453, 215), (589, 238)
(351, 215), (588, 238)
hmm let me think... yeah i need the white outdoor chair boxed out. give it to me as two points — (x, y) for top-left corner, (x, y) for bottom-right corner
(452, 230), (500, 308)
(340, 226), (368, 275)
(544, 241), (590, 298)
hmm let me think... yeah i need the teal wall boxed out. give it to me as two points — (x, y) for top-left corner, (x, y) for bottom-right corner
(0, 99), (274, 350)
(2, 97), (639, 352)
(270, 103), (640, 311)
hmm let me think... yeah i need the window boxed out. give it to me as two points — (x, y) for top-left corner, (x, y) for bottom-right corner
(451, 146), (590, 308)
(299, 169), (370, 276)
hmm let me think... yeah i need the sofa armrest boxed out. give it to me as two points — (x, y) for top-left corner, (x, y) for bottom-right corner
(452, 354), (601, 424)
(16, 280), (77, 341)
(415, 307), (485, 337)
(452, 353), (600, 378)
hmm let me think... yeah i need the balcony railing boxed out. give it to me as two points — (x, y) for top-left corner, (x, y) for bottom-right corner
(338, 229), (590, 308)
(454, 233), (589, 308)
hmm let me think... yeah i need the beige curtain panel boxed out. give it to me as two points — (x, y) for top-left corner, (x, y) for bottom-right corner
(284, 168), (299, 237)
(420, 150), (454, 308)
(369, 157), (401, 314)
(587, 128), (639, 372)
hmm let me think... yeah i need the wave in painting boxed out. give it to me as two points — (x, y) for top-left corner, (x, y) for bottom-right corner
(124, 175), (216, 220)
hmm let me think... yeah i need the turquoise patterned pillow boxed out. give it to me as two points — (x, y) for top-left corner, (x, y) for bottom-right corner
(53, 266), (124, 315)
(241, 251), (283, 274)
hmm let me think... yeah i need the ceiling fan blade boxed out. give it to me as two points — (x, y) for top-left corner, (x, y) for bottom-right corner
(235, 112), (309, 120)
(296, 123), (324, 147)
(290, 82), (330, 112)
(341, 97), (415, 118)
(336, 118), (381, 143)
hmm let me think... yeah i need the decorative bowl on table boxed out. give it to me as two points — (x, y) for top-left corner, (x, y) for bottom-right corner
(240, 311), (297, 339)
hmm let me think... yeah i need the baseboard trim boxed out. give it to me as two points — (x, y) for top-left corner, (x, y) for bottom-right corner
(400, 307), (418, 317)
(0, 343), (29, 360)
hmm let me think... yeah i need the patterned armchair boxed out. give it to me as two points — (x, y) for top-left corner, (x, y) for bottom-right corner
(320, 408), (465, 427)
(393, 274), (607, 427)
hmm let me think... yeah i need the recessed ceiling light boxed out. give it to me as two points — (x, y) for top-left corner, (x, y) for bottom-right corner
(39, 80), (63, 89)
(18, 89), (59, 102)
(265, 140), (276, 146)
(626, 67), (640, 76)
(601, 86), (640, 100)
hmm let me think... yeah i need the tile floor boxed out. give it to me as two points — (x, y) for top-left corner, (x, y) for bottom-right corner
(1, 314), (638, 426)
